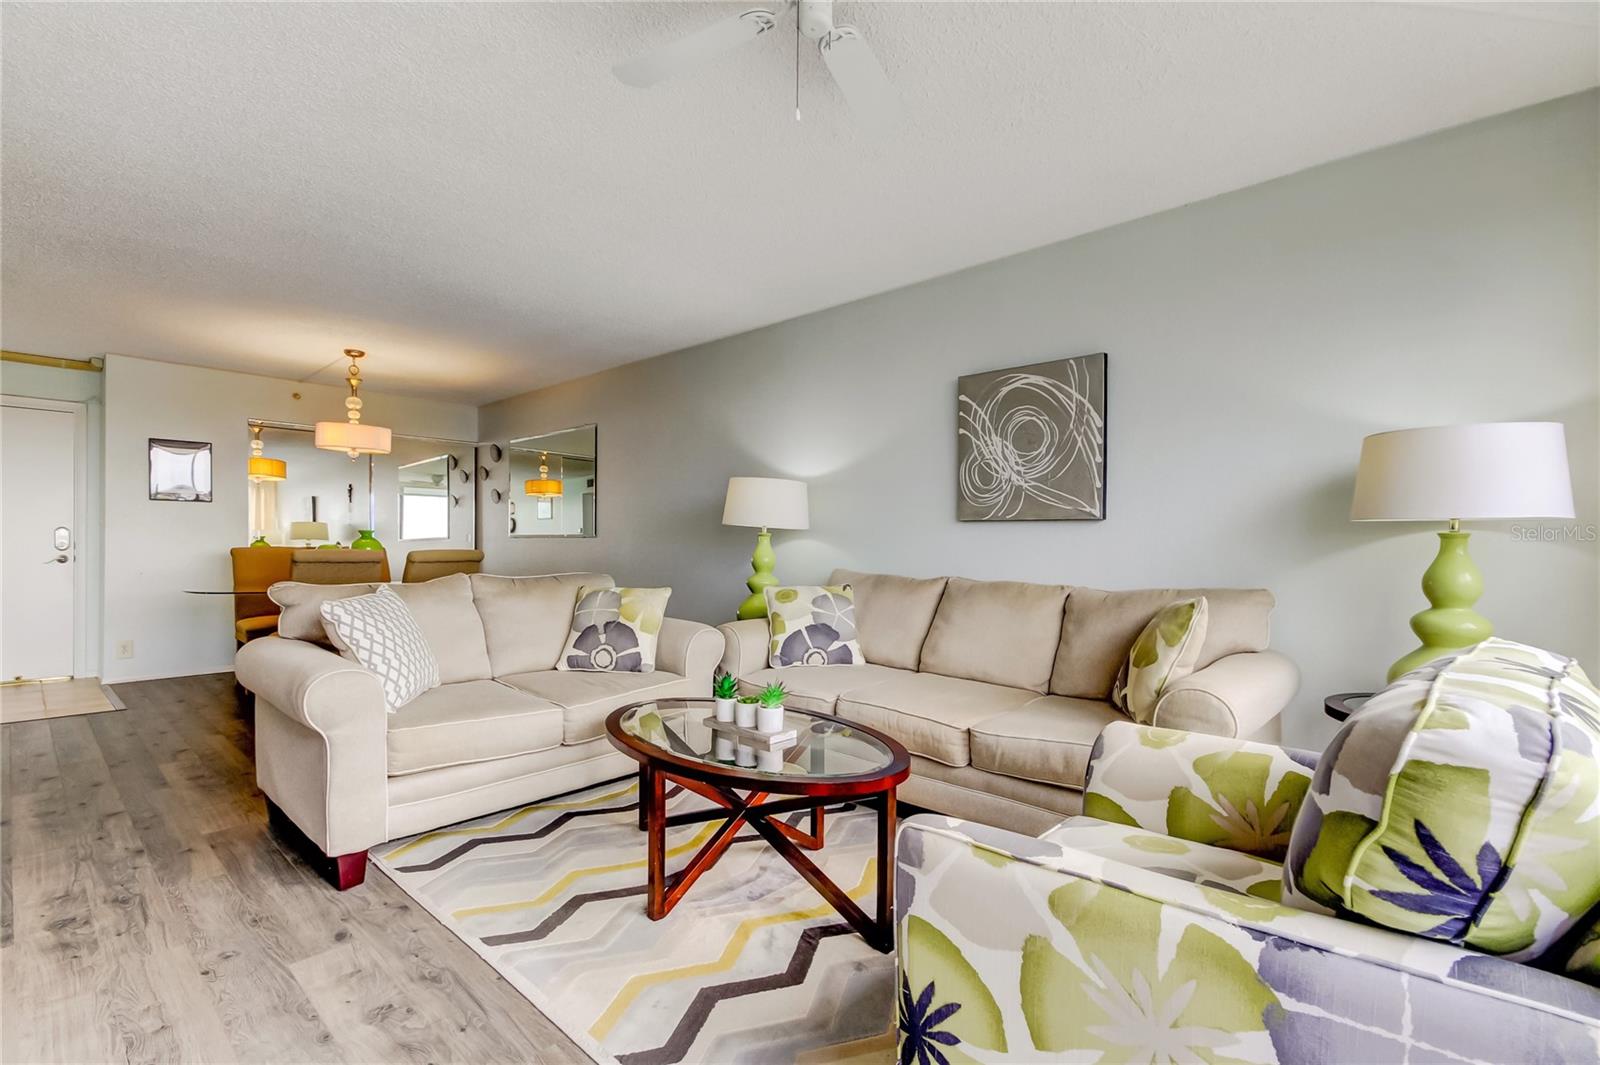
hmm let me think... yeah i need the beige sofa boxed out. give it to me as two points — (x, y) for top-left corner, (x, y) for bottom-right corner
(234, 571), (724, 887)
(719, 570), (1298, 835)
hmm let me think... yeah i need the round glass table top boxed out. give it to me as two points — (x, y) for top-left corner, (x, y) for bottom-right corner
(611, 699), (904, 783)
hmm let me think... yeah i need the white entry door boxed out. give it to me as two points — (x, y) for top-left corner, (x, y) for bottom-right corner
(1, 401), (79, 680)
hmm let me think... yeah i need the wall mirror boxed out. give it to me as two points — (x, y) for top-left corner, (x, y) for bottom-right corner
(507, 424), (596, 537)
(245, 423), (476, 558)
(150, 438), (213, 502)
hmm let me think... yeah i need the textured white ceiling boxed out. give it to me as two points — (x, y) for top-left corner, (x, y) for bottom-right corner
(3, 2), (1595, 404)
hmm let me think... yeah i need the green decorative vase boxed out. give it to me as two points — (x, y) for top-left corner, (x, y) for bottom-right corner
(1386, 529), (1493, 682)
(351, 529), (384, 552)
(736, 529), (778, 620)
(249, 535), (270, 547)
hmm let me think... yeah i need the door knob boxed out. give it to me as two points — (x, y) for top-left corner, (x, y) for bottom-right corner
(44, 554), (68, 564)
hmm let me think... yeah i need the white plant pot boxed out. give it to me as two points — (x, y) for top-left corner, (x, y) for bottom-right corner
(735, 743), (756, 767)
(755, 704), (785, 734)
(756, 749), (783, 773)
(714, 697), (737, 723)
(735, 701), (757, 729)
(713, 735), (736, 762)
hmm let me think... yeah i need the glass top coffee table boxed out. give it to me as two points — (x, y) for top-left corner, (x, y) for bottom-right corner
(605, 698), (910, 952)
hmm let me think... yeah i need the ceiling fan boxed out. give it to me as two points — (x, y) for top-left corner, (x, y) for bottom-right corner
(613, 0), (901, 133)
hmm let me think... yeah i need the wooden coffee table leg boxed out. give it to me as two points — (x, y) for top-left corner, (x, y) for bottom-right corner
(877, 790), (896, 934)
(646, 767), (667, 918)
(638, 764), (653, 831)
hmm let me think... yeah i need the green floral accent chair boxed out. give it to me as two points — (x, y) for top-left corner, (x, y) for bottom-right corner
(897, 690), (1600, 1063)
(1284, 638), (1600, 961)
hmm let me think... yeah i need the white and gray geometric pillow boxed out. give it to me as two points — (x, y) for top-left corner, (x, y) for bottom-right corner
(319, 585), (440, 712)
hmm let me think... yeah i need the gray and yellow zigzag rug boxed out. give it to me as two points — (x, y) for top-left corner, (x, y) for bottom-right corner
(372, 778), (896, 1065)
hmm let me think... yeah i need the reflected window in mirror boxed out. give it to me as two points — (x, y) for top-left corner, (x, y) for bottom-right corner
(398, 454), (450, 541)
(508, 424), (596, 538)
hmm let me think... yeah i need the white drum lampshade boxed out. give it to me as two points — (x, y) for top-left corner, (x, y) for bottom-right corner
(1352, 422), (1575, 522)
(722, 477), (810, 531)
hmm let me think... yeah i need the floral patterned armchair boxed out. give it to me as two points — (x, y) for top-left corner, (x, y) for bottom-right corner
(895, 722), (1600, 1064)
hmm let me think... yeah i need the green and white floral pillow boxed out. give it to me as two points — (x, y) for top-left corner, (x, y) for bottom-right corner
(1283, 637), (1600, 961)
(765, 585), (862, 668)
(1112, 596), (1209, 723)
(558, 586), (671, 673)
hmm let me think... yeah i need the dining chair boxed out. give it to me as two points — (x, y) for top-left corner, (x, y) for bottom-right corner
(231, 546), (296, 646)
(401, 549), (484, 583)
(289, 549), (390, 585)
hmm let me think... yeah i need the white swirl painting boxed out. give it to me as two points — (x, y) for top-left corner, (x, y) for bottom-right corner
(957, 353), (1106, 520)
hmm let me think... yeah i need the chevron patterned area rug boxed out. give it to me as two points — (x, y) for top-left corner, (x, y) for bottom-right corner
(371, 777), (897, 1065)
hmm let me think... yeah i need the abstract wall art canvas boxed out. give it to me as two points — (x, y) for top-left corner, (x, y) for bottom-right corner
(956, 353), (1106, 521)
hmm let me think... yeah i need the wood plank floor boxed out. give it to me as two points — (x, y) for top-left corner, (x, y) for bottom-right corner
(1, 672), (592, 1064)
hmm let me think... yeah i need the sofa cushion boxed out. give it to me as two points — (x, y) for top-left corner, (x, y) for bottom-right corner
(836, 672), (1035, 767)
(390, 573), (493, 684)
(386, 680), (562, 775)
(916, 577), (1067, 694)
(1052, 586), (1274, 699)
(1042, 818), (1284, 899)
(499, 669), (696, 744)
(268, 581), (377, 644)
(735, 663), (907, 715)
(969, 695), (1126, 789)
(829, 570), (948, 670)
(470, 572), (613, 676)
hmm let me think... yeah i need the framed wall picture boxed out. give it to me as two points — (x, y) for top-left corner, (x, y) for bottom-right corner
(536, 498), (554, 520)
(956, 353), (1106, 521)
(148, 438), (213, 502)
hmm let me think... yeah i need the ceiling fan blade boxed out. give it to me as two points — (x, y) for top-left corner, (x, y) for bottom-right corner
(818, 26), (901, 133)
(614, 8), (779, 88)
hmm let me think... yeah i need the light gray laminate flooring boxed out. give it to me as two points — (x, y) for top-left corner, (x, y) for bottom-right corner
(1, 672), (591, 1064)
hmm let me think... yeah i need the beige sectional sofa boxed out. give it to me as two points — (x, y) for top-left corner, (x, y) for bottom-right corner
(234, 571), (723, 886)
(719, 570), (1298, 834)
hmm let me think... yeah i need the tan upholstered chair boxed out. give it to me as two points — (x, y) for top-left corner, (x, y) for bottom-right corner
(230, 546), (296, 645)
(290, 549), (390, 585)
(402, 549), (484, 583)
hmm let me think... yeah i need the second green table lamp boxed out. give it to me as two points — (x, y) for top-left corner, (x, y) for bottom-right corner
(1351, 421), (1574, 682)
(722, 476), (810, 620)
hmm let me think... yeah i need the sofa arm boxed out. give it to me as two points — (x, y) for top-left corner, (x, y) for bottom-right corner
(1081, 721), (1318, 861)
(716, 618), (770, 678)
(895, 815), (1600, 1063)
(235, 636), (388, 857)
(656, 617), (724, 693)
(1152, 649), (1299, 738)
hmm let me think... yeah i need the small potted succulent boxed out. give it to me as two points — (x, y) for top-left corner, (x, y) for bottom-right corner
(735, 693), (760, 729)
(755, 682), (788, 733)
(712, 671), (739, 723)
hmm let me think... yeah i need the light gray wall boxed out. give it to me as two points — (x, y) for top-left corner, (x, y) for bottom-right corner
(480, 92), (1600, 747)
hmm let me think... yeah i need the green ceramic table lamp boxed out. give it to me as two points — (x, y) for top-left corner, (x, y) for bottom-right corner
(722, 476), (810, 620)
(1352, 421), (1574, 682)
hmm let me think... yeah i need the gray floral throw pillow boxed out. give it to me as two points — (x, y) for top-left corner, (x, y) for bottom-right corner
(765, 585), (863, 668)
(558, 586), (671, 673)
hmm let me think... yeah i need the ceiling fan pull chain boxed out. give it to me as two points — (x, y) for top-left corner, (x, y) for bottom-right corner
(794, 4), (802, 122)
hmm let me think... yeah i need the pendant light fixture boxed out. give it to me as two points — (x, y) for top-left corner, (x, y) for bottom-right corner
(247, 423), (287, 482)
(524, 452), (564, 497)
(315, 349), (392, 458)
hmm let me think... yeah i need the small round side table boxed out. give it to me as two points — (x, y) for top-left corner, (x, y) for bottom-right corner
(1324, 692), (1374, 722)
